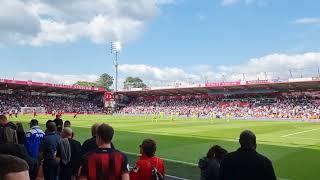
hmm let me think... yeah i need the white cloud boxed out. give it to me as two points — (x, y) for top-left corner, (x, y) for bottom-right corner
(0, 0), (175, 46)
(118, 52), (320, 86)
(221, 0), (266, 7)
(14, 72), (99, 85)
(8, 52), (320, 87)
(221, 0), (240, 6)
(292, 17), (320, 25)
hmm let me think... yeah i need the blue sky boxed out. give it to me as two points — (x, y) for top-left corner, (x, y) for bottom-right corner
(0, 0), (320, 86)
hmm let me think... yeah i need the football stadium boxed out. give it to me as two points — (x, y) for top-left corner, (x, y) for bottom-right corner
(2, 1), (320, 180)
(1, 78), (320, 180)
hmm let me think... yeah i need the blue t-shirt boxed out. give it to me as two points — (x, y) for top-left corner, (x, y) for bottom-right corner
(40, 132), (60, 161)
(25, 126), (45, 159)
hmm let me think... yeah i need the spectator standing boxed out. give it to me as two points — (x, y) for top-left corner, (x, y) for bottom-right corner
(25, 119), (45, 160)
(56, 127), (82, 180)
(198, 145), (227, 180)
(54, 115), (63, 133)
(0, 115), (17, 144)
(0, 143), (37, 180)
(64, 121), (71, 128)
(81, 123), (100, 156)
(0, 155), (30, 180)
(79, 123), (129, 180)
(130, 139), (165, 180)
(16, 122), (26, 145)
(38, 122), (60, 180)
(219, 130), (276, 180)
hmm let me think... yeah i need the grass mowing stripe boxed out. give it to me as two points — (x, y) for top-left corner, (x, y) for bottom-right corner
(283, 136), (320, 141)
(281, 127), (320, 137)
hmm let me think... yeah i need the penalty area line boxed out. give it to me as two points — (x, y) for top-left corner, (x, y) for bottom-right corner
(281, 127), (320, 137)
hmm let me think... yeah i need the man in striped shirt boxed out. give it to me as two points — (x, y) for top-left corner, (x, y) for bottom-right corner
(79, 123), (129, 180)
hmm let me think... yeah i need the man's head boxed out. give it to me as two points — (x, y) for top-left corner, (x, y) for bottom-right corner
(206, 145), (228, 160)
(29, 119), (38, 128)
(91, 123), (100, 137)
(0, 115), (8, 126)
(0, 155), (30, 180)
(47, 122), (57, 133)
(61, 127), (73, 138)
(239, 130), (256, 150)
(96, 124), (114, 146)
(64, 121), (71, 128)
(140, 139), (157, 158)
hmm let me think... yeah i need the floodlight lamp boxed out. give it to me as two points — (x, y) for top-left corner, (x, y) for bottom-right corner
(111, 41), (122, 53)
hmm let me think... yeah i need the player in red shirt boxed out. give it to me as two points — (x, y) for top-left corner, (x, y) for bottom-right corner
(33, 110), (37, 117)
(130, 139), (165, 180)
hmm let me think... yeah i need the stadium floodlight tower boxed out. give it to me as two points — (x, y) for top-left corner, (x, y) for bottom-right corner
(111, 41), (122, 92)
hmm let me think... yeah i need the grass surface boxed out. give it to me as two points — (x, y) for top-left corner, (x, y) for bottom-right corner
(13, 114), (320, 180)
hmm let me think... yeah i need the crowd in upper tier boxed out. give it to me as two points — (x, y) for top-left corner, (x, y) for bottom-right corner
(118, 92), (320, 119)
(0, 93), (104, 114)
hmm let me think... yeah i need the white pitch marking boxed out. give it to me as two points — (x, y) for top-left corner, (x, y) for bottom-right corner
(166, 175), (191, 180)
(282, 136), (320, 141)
(281, 128), (320, 137)
(123, 151), (197, 166)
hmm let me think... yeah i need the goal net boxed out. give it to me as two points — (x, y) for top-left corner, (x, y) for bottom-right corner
(21, 107), (46, 114)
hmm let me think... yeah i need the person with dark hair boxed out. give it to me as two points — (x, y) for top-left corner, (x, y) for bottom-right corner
(219, 130), (276, 180)
(0, 143), (37, 180)
(16, 122), (26, 145)
(64, 121), (71, 128)
(45, 120), (53, 134)
(0, 115), (17, 144)
(56, 127), (81, 180)
(79, 123), (129, 180)
(0, 155), (30, 180)
(25, 119), (45, 160)
(130, 139), (165, 180)
(81, 123), (100, 156)
(54, 114), (63, 133)
(38, 122), (60, 180)
(198, 145), (228, 180)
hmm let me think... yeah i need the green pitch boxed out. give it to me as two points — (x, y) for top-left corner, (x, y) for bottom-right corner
(13, 114), (320, 180)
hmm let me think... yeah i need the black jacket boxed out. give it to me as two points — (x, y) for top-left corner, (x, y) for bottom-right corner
(199, 157), (220, 180)
(219, 148), (276, 180)
(0, 144), (37, 179)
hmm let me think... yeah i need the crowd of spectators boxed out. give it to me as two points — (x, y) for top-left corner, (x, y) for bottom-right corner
(118, 93), (320, 119)
(0, 113), (276, 180)
(0, 93), (104, 114)
(0, 115), (166, 180)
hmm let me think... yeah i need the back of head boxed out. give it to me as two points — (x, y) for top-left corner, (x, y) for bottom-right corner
(64, 121), (71, 127)
(16, 123), (24, 133)
(61, 127), (73, 138)
(0, 155), (29, 180)
(206, 145), (228, 160)
(239, 130), (256, 150)
(45, 120), (53, 129)
(140, 138), (157, 158)
(97, 123), (114, 144)
(47, 122), (57, 133)
(0, 115), (8, 126)
(29, 119), (38, 127)
(91, 123), (100, 137)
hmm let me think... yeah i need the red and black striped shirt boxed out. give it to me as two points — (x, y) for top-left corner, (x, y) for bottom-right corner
(81, 148), (129, 180)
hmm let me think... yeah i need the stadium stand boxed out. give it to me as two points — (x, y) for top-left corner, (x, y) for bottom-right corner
(116, 78), (320, 119)
(0, 79), (112, 114)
